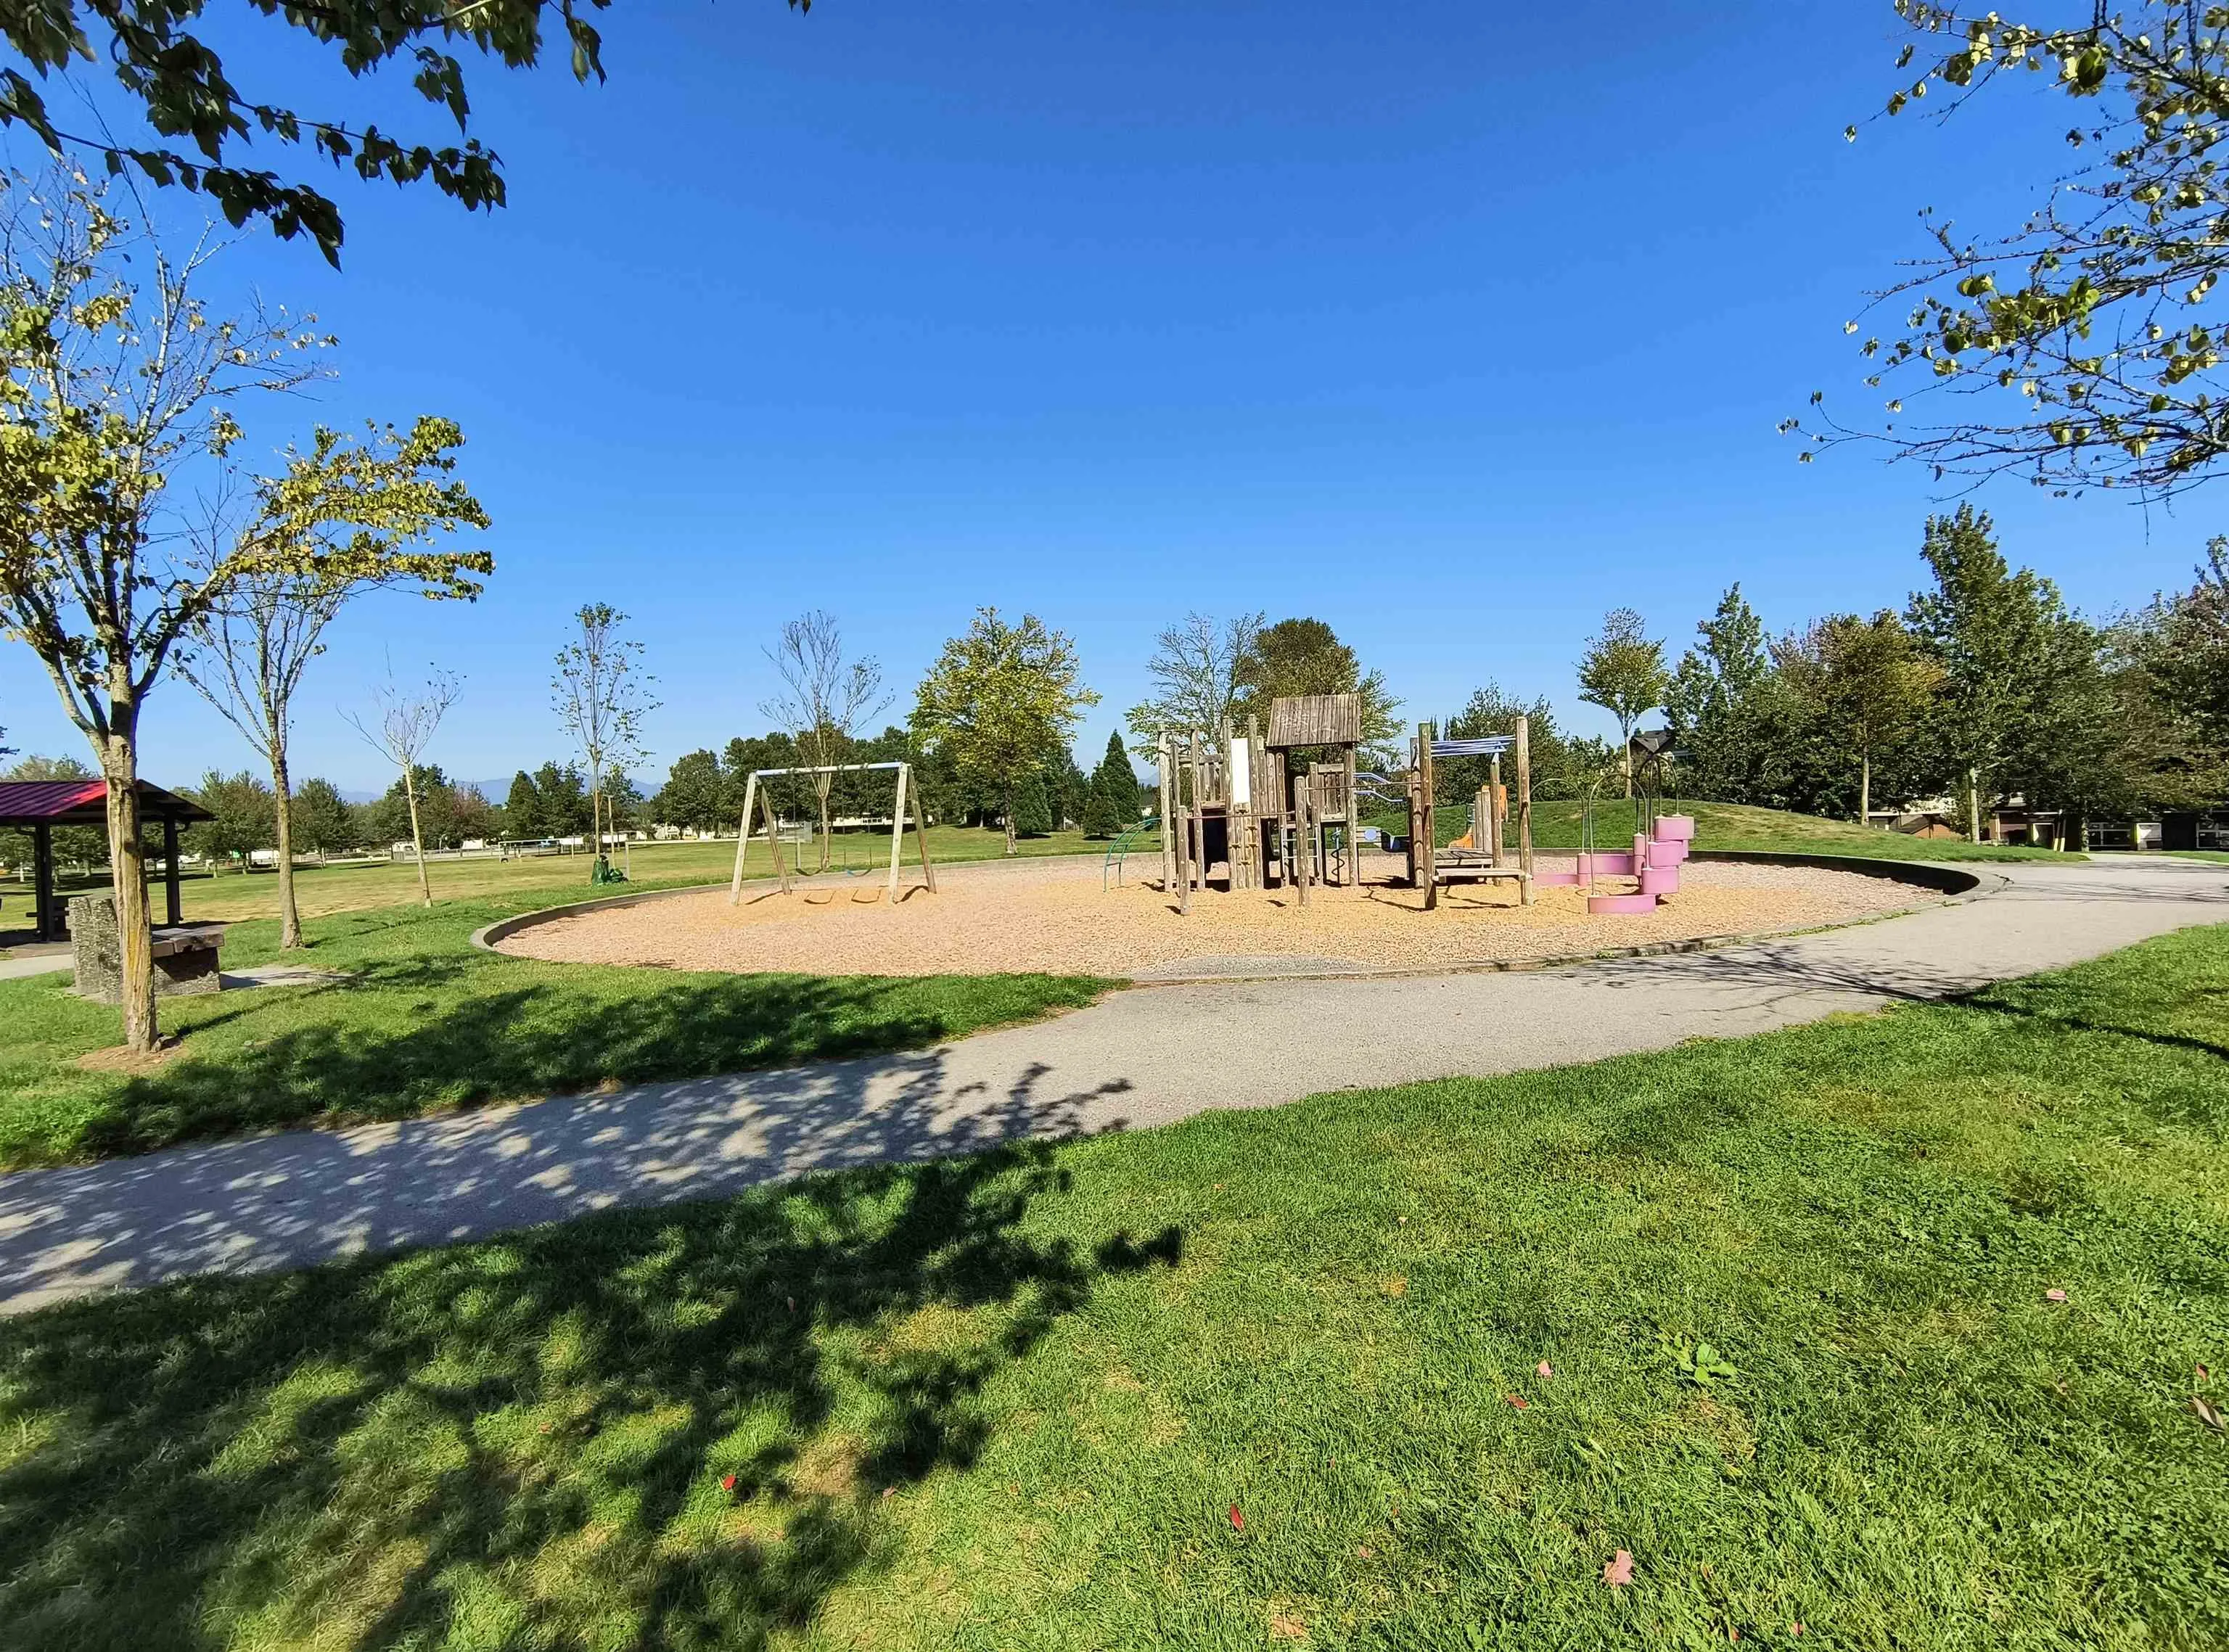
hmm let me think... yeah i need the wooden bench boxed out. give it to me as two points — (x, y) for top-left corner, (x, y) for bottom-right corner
(149, 925), (223, 961)
(1432, 853), (1534, 905)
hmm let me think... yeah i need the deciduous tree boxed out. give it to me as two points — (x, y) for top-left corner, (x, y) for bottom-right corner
(654, 748), (729, 835)
(344, 665), (461, 903)
(911, 608), (1098, 855)
(1125, 612), (1263, 744)
(0, 170), (324, 1049)
(1792, 1), (2229, 500)
(1575, 609), (1668, 797)
(288, 776), (359, 856)
(1811, 611), (1943, 825)
(184, 768), (273, 871)
(553, 603), (657, 879)
(761, 610), (885, 871)
(178, 417), (489, 948)
(1231, 617), (1400, 755)
(0, 1), (815, 263)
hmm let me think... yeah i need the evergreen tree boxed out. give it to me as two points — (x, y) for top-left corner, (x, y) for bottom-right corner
(654, 749), (729, 834)
(504, 770), (545, 839)
(1083, 732), (1136, 837)
(186, 770), (276, 871)
(1011, 772), (1054, 837)
(1664, 586), (1776, 803)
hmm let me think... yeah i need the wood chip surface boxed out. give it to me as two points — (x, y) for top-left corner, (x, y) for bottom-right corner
(496, 852), (1945, 980)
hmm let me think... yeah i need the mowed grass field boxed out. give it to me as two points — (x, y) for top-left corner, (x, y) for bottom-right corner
(0, 882), (1114, 1170)
(2, 926), (2223, 1649)
(1, 826), (1133, 931)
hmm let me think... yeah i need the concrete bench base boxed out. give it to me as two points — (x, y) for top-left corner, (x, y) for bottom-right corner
(67, 895), (223, 1003)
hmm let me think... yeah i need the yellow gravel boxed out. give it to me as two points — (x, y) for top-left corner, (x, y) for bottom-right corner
(496, 851), (1945, 979)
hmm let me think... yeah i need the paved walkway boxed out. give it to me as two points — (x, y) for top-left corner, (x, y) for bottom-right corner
(4, 855), (2224, 1315)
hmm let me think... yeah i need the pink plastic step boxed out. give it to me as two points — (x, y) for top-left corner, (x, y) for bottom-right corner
(1654, 815), (1696, 842)
(1646, 837), (1688, 868)
(1639, 863), (1679, 897)
(1587, 891), (1659, 915)
(1533, 868), (1582, 886)
(1577, 851), (1635, 878)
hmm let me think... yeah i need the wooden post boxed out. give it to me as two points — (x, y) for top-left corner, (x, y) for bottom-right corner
(1488, 753), (1505, 868)
(1345, 746), (1359, 886)
(1418, 723), (1438, 910)
(1514, 716), (1534, 878)
(885, 763), (908, 903)
(1294, 788), (1312, 906)
(32, 823), (54, 942)
(909, 764), (938, 892)
(162, 815), (182, 926)
(1157, 734), (1175, 892)
(1173, 752), (1194, 916)
(727, 771), (762, 904)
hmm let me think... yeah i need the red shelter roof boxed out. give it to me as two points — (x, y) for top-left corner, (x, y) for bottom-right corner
(0, 779), (213, 826)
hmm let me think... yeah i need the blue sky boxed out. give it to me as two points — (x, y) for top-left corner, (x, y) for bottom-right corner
(0, 1), (2214, 794)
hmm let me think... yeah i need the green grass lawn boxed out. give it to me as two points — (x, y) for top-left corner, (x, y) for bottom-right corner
(0, 890), (1111, 1168)
(2, 826), (1130, 930)
(4, 928), (2224, 1649)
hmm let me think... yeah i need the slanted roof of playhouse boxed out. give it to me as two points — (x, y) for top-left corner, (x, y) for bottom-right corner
(0, 779), (211, 827)
(1265, 693), (1362, 749)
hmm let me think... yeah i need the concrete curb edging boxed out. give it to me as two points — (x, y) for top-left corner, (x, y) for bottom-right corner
(472, 852), (2003, 986)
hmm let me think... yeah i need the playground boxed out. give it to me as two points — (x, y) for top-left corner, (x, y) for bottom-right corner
(494, 847), (1943, 978)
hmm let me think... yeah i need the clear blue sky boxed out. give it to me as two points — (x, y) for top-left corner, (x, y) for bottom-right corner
(0, 1), (2212, 794)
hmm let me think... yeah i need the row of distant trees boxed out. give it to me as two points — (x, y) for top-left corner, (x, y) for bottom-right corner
(1563, 509), (2229, 838)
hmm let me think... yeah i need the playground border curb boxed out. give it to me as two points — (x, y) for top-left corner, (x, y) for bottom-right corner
(472, 852), (2007, 985)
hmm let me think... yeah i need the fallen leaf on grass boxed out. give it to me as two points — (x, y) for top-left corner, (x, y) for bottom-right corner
(1230, 1505), (1245, 1532)
(2044, 1289), (2069, 1304)
(1504, 1394), (1530, 1410)
(720, 1474), (736, 1493)
(2199, 1363), (2210, 1381)
(1356, 1545), (1375, 1559)
(2192, 1395), (2225, 1432)
(1537, 1360), (1554, 1378)
(1602, 1549), (1635, 1587)
(1381, 1275), (1408, 1298)
(1270, 1613), (1308, 1640)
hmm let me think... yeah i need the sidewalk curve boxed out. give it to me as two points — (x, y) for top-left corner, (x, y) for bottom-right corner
(4, 855), (2223, 1315)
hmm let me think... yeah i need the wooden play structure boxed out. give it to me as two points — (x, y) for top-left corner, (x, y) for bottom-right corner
(1154, 699), (1561, 913)
(726, 760), (937, 905)
(1154, 694), (1366, 913)
(1404, 720), (1536, 908)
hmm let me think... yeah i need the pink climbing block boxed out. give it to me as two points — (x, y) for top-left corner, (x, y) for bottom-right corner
(1588, 891), (1659, 914)
(1534, 868), (1583, 886)
(1654, 815), (1696, 842)
(1578, 851), (1635, 878)
(1639, 863), (1679, 897)
(1646, 837), (1687, 868)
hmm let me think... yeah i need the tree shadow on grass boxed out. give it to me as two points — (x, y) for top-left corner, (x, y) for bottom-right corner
(0, 1141), (1183, 1650)
(62, 954), (1106, 1162)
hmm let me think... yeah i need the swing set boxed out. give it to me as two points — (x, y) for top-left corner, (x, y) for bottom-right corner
(726, 760), (939, 905)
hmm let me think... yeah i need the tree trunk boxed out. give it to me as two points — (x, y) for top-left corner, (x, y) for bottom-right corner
(1859, 752), (1871, 829)
(102, 731), (159, 1051)
(403, 765), (433, 906)
(271, 738), (302, 950)
(1967, 765), (1983, 844)
(1003, 788), (1018, 856)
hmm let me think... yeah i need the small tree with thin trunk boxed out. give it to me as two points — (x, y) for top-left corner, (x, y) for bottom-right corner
(178, 419), (490, 948)
(343, 666), (461, 905)
(911, 608), (1098, 856)
(761, 610), (886, 871)
(1125, 611), (1262, 745)
(0, 170), (326, 1051)
(1575, 608), (1669, 798)
(552, 603), (657, 879)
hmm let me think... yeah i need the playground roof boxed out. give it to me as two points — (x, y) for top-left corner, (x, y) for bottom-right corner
(1265, 693), (1362, 749)
(0, 779), (212, 828)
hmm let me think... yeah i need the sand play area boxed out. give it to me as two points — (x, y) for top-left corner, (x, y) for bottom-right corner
(495, 850), (1948, 981)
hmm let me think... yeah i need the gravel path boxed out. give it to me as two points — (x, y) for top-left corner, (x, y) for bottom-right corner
(497, 852), (1941, 978)
(3, 855), (2221, 1315)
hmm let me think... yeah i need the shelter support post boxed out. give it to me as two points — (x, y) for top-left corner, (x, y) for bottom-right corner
(33, 824), (55, 942)
(163, 816), (182, 926)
